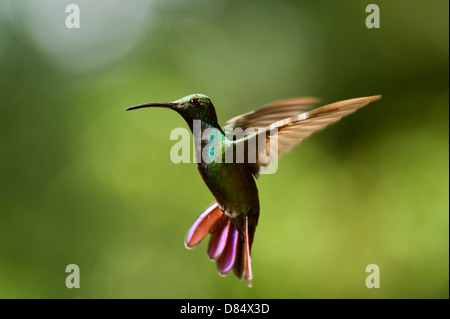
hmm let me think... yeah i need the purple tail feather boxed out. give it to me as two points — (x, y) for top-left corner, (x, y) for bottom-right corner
(185, 202), (253, 287)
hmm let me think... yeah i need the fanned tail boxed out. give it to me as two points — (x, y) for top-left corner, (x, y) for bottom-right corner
(185, 202), (254, 287)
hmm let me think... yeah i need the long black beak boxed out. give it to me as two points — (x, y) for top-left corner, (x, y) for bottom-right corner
(125, 102), (178, 111)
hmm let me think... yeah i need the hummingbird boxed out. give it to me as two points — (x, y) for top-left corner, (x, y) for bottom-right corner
(125, 93), (381, 287)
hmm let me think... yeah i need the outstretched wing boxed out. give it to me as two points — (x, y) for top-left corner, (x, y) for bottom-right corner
(224, 97), (320, 134)
(233, 95), (382, 177)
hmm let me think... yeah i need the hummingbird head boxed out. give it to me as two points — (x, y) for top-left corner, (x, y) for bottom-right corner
(126, 93), (220, 131)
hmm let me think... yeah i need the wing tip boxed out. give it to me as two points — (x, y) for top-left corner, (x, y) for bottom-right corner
(356, 94), (382, 104)
(367, 94), (382, 101)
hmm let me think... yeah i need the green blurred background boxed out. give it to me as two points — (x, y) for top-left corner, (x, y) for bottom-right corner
(0, 0), (448, 298)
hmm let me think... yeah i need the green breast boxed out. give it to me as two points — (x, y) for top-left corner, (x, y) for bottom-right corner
(198, 135), (259, 215)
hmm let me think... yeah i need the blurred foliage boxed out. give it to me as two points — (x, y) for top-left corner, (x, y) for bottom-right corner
(0, 0), (448, 298)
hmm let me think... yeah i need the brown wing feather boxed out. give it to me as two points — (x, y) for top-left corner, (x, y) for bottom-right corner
(236, 95), (381, 176)
(224, 97), (320, 132)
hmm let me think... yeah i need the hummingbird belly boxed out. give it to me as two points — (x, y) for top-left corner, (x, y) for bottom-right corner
(197, 161), (259, 218)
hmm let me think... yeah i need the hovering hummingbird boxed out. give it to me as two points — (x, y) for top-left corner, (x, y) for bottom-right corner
(126, 93), (381, 287)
